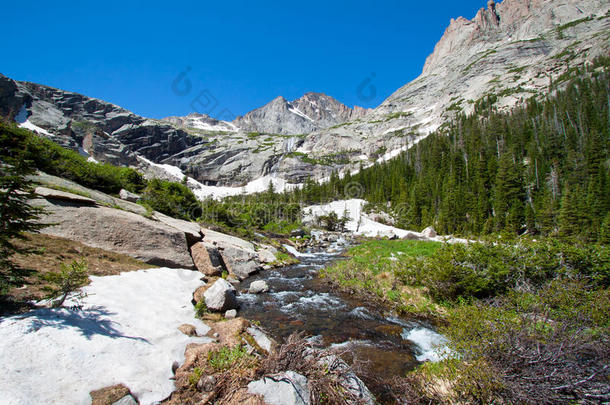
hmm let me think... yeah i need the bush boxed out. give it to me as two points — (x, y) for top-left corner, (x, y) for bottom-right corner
(411, 239), (609, 302)
(0, 127), (46, 293)
(1, 122), (144, 194)
(140, 178), (201, 220)
(43, 260), (89, 307)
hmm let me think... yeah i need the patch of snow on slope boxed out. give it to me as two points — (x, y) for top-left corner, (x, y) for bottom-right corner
(139, 156), (301, 200)
(0, 268), (211, 405)
(18, 120), (54, 136)
(303, 199), (466, 241)
(288, 106), (314, 122)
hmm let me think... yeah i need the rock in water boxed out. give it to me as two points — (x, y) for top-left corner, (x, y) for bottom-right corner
(204, 279), (238, 312)
(247, 371), (310, 405)
(249, 280), (269, 294)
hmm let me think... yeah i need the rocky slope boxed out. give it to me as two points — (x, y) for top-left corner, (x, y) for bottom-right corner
(1, 0), (608, 188)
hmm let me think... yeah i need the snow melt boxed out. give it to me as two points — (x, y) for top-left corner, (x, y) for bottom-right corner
(0, 268), (211, 405)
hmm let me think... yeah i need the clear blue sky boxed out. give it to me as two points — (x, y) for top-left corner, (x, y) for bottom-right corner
(2, 0), (490, 120)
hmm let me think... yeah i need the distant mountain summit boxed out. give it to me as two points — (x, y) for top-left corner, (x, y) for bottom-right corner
(232, 92), (370, 135)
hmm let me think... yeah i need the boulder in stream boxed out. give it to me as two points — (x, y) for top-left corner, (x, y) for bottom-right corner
(249, 280), (269, 294)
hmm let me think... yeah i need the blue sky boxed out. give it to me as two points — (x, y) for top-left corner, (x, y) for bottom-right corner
(2, 0), (490, 119)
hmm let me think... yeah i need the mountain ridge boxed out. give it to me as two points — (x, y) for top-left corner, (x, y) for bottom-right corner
(0, 0), (608, 188)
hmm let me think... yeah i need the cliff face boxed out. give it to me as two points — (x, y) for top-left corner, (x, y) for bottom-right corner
(1, 0), (608, 187)
(297, 0), (610, 181)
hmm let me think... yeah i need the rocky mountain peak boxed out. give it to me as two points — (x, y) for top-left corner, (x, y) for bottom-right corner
(423, 0), (606, 74)
(232, 92), (370, 135)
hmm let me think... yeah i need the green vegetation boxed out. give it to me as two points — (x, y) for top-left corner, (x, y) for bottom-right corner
(322, 238), (609, 403)
(285, 150), (354, 166)
(0, 124), (47, 293)
(556, 16), (593, 38)
(207, 345), (255, 371)
(43, 259), (90, 305)
(0, 123), (146, 195)
(277, 60), (609, 242)
(43, 259), (90, 307)
(0, 122), (203, 221)
(194, 300), (208, 318)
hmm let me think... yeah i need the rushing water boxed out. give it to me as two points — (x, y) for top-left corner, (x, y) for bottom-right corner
(238, 243), (448, 385)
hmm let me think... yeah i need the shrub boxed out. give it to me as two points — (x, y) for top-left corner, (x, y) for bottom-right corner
(140, 178), (201, 220)
(207, 345), (255, 371)
(43, 259), (89, 307)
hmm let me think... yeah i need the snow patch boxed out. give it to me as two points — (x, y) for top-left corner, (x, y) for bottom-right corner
(0, 268), (211, 405)
(138, 156), (301, 200)
(18, 120), (54, 137)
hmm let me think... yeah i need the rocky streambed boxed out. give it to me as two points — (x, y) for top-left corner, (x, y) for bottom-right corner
(237, 235), (448, 400)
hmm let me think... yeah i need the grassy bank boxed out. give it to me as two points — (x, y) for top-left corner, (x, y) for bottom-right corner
(320, 238), (610, 404)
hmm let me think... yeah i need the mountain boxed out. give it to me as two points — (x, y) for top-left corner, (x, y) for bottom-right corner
(0, 74), (203, 168)
(0, 0), (608, 188)
(232, 93), (370, 135)
(294, 0), (610, 175)
(162, 112), (238, 133)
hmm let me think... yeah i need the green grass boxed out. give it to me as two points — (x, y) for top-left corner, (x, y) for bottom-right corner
(341, 239), (441, 275)
(207, 345), (255, 371)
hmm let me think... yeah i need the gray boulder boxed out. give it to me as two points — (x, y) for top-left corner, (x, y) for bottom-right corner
(421, 226), (437, 238)
(190, 242), (223, 276)
(202, 228), (261, 280)
(35, 186), (96, 205)
(33, 198), (194, 268)
(247, 371), (310, 405)
(248, 280), (269, 294)
(203, 279), (238, 312)
(112, 395), (138, 405)
(119, 189), (140, 202)
(153, 212), (202, 245)
(246, 325), (274, 353)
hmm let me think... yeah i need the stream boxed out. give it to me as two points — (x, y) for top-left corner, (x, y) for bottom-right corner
(238, 239), (448, 396)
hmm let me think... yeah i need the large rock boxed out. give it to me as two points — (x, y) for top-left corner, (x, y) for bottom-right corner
(248, 280), (269, 294)
(34, 198), (195, 268)
(203, 279), (238, 312)
(421, 226), (437, 238)
(246, 325), (274, 353)
(31, 172), (148, 216)
(202, 228), (261, 280)
(119, 189), (140, 203)
(35, 186), (96, 205)
(190, 242), (223, 276)
(247, 371), (310, 405)
(153, 212), (202, 245)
